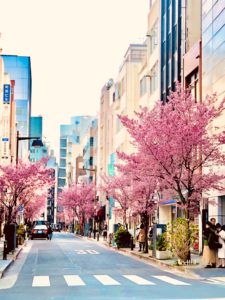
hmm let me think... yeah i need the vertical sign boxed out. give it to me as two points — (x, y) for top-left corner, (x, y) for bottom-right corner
(3, 84), (11, 104)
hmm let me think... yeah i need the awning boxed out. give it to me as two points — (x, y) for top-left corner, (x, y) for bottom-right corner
(159, 199), (176, 206)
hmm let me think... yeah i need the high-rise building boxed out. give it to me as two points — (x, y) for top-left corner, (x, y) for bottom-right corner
(1, 55), (32, 161)
(160, 0), (182, 101)
(201, 0), (225, 224)
(58, 116), (95, 191)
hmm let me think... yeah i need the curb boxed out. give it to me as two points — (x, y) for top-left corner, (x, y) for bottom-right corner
(0, 260), (13, 279)
(0, 243), (25, 279)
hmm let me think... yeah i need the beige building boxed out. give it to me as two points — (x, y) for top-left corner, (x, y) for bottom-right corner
(98, 44), (147, 233)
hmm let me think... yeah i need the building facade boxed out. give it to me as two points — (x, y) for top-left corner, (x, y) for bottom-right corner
(1, 55), (32, 161)
(30, 116), (48, 162)
(201, 0), (225, 225)
(58, 116), (95, 191)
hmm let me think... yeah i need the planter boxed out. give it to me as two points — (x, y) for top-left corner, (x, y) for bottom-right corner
(156, 250), (171, 260)
(148, 250), (153, 257)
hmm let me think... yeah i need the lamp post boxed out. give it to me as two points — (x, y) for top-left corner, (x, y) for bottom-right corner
(16, 130), (43, 165)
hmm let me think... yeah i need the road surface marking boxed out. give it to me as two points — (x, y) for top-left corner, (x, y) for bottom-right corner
(153, 275), (190, 285)
(74, 249), (100, 254)
(64, 275), (86, 286)
(209, 277), (225, 284)
(123, 275), (155, 285)
(74, 250), (87, 254)
(94, 275), (120, 285)
(32, 276), (50, 287)
(86, 250), (99, 254)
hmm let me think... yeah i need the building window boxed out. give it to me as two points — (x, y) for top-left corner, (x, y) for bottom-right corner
(162, 66), (166, 93)
(150, 62), (158, 95)
(186, 69), (199, 102)
(168, 59), (171, 87)
(90, 137), (94, 147)
(140, 76), (147, 97)
(89, 157), (93, 166)
(149, 19), (158, 55)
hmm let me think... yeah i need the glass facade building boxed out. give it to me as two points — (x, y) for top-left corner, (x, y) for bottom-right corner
(202, 0), (225, 99)
(30, 116), (48, 162)
(58, 116), (95, 190)
(160, 0), (182, 101)
(1, 55), (32, 159)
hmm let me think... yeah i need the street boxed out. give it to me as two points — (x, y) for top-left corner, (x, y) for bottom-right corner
(0, 233), (225, 300)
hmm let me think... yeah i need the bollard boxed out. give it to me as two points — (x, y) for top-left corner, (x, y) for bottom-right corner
(3, 240), (7, 260)
(130, 236), (134, 251)
(96, 232), (99, 241)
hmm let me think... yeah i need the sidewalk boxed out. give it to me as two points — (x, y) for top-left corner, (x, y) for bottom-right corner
(82, 235), (225, 280)
(0, 239), (24, 278)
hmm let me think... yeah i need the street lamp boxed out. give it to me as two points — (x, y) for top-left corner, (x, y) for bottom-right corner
(16, 130), (43, 165)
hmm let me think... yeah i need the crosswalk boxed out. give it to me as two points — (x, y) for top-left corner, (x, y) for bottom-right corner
(31, 274), (192, 287)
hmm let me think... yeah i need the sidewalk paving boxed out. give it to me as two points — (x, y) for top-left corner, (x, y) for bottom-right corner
(0, 239), (24, 278)
(82, 234), (225, 280)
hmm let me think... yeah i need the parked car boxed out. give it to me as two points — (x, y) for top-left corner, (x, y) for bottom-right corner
(31, 225), (48, 240)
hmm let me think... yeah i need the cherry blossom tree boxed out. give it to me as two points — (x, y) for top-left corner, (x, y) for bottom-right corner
(115, 153), (158, 253)
(59, 182), (95, 235)
(0, 160), (53, 224)
(119, 84), (225, 259)
(99, 174), (134, 227)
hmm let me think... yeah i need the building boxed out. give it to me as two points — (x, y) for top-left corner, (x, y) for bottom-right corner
(1, 55), (32, 161)
(30, 116), (48, 162)
(98, 44), (147, 234)
(160, 0), (182, 102)
(46, 153), (58, 225)
(58, 116), (95, 191)
(0, 57), (17, 165)
(201, 0), (225, 225)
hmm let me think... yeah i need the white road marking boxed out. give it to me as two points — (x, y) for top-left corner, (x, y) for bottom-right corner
(74, 249), (100, 254)
(86, 250), (99, 254)
(123, 275), (155, 285)
(94, 275), (120, 285)
(64, 275), (86, 286)
(32, 276), (50, 287)
(74, 250), (87, 254)
(153, 275), (190, 285)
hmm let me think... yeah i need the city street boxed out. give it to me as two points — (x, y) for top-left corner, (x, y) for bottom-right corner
(0, 233), (225, 300)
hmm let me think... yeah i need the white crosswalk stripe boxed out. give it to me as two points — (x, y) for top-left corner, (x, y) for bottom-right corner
(30, 274), (192, 287)
(94, 275), (120, 285)
(32, 276), (50, 287)
(64, 275), (86, 286)
(123, 275), (155, 285)
(153, 275), (190, 285)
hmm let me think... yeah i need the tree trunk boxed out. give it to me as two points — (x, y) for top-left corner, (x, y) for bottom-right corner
(143, 212), (149, 254)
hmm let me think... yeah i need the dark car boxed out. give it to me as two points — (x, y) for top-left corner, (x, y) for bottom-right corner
(31, 225), (48, 240)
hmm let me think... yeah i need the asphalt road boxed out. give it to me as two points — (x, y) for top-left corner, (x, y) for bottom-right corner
(0, 232), (225, 300)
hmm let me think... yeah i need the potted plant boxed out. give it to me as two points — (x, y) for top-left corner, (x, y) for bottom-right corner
(156, 233), (171, 260)
(114, 227), (132, 249)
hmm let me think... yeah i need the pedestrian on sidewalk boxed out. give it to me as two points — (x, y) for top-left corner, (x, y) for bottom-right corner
(202, 218), (218, 268)
(216, 224), (225, 268)
(137, 224), (145, 252)
(47, 226), (53, 240)
(103, 224), (107, 241)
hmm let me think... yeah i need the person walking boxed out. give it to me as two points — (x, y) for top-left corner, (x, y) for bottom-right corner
(202, 218), (217, 268)
(217, 224), (225, 268)
(137, 224), (146, 252)
(47, 226), (53, 240)
(103, 224), (107, 241)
